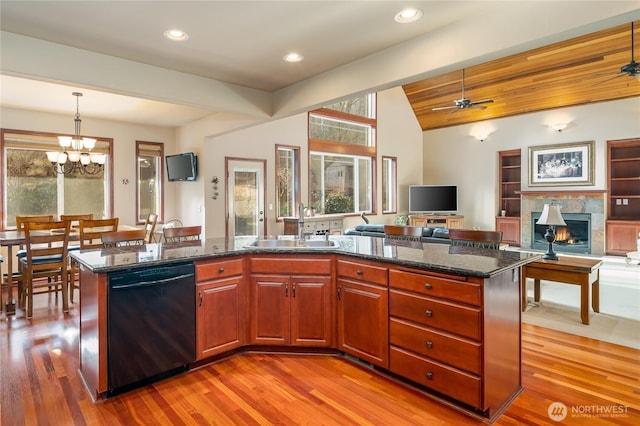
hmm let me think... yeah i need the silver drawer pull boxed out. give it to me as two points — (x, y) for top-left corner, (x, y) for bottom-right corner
(218, 267), (225, 273)
(426, 372), (433, 380)
(424, 283), (432, 289)
(426, 341), (433, 349)
(425, 310), (432, 317)
(356, 269), (363, 275)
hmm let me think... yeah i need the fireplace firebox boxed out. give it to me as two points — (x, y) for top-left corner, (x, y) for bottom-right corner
(531, 212), (591, 255)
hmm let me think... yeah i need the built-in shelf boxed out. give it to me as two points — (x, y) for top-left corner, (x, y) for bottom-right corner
(496, 149), (521, 246)
(606, 138), (640, 255)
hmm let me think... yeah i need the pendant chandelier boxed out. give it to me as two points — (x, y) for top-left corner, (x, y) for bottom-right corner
(46, 92), (105, 175)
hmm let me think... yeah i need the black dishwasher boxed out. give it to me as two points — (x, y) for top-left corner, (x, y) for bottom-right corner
(107, 262), (196, 395)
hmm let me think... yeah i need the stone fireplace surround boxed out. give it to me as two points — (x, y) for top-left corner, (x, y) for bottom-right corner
(521, 191), (606, 256)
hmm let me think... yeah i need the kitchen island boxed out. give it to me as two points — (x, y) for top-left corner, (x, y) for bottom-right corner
(71, 235), (539, 422)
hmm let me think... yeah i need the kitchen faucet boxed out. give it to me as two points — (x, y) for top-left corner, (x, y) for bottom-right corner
(298, 203), (305, 240)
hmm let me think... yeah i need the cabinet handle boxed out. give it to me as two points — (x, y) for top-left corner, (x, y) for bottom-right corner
(424, 283), (432, 289)
(356, 269), (363, 275)
(426, 372), (433, 380)
(199, 291), (203, 307)
(425, 310), (432, 317)
(292, 283), (296, 298)
(218, 267), (225, 273)
(337, 286), (342, 301)
(285, 283), (289, 298)
(426, 341), (433, 349)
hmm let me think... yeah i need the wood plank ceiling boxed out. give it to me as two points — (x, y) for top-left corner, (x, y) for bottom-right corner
(403, 20), (640, 131)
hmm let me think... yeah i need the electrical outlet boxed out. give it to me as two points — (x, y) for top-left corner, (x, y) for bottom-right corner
(623, 199), (629, 205)
(616, 199), (622, 205)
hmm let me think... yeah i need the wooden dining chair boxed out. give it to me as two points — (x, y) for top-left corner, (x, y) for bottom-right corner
(101, 229), (147, 248)
(69, 217), (119, 303)
(143, 213), (158, 243)
(163, 225), (202, 242)
(61, 214), (94, 285)
(13, 215), (55, 303)
(383, 225), (423, 241)
(21, 220), (70, 318)
(449, 229), (503, 249)
(78, 218), (120, 249)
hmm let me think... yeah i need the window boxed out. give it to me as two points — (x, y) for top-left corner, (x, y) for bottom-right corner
(382, 156), (397, 214)
(276, 145), (300, 219)
(1, 130), (113, 229)
(309, 93), (377, 215)
(137, 141), (164, 224)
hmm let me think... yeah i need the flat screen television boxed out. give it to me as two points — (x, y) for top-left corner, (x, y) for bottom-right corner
(166, 152), (198, 181)
(409, 185), (458, 214)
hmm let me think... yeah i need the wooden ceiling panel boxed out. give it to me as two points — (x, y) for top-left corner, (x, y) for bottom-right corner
(404, 21), (640, 131)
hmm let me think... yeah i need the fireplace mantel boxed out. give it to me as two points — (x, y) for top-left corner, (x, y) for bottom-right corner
(520, 190), (606, 196)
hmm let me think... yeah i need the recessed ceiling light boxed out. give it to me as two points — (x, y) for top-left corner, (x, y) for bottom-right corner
(164, 29), (189, 41)
(283, 52), (304, 63)
(394, 8), (423, 23)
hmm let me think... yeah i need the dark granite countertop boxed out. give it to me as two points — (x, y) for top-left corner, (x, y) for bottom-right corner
(70, 235), (540, 278)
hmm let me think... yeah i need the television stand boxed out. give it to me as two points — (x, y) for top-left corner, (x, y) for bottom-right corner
(408, 214), (464, 229)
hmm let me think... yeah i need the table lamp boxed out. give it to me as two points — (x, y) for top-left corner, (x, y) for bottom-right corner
(536, 203), (566, 260)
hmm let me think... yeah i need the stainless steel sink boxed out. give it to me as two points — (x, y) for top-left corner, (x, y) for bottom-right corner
(245, 239), (340, 250)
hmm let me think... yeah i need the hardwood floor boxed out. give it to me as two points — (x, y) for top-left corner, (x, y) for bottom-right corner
(1, 298), (639, 425)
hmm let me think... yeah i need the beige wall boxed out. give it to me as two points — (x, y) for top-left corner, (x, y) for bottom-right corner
(1, 106), (177, 226)
(422, 97), (640, 230)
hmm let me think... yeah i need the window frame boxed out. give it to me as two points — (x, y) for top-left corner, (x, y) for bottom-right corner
(136, 140), (164, 225)
(275, 144), (300, 221)
(382, 156), (397, 214)
(308, 94), (377, 216)
(1, 128), (114, 231)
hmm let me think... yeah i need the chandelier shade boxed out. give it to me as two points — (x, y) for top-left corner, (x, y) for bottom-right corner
(46, 92), (105, 175)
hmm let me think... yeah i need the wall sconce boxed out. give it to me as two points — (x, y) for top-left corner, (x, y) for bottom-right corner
(550, 123), (568, 132)
(474, 132), (490, 142)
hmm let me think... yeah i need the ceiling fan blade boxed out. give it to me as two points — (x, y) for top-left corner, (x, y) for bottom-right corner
(448, 107), (462, 114)
(470, 104), (488, 110)
(432, 105), (458, 111)
(471, 99), (494, 106)
(593, 72), (627, 86)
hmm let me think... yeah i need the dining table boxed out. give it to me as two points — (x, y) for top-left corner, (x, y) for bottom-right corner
(0, 225), (139, 315)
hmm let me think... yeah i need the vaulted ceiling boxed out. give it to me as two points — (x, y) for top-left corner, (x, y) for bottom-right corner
(403, 20), (640, 131)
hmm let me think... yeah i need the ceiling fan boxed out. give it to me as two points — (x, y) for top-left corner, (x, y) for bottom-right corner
(432, 69), (494, 113)
(597, 21), (640, 84)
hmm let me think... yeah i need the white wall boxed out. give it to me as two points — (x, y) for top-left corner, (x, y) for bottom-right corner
(422, 97), (640, 230)
(1, 106), (177, 226)
(192, 86), (424, 237)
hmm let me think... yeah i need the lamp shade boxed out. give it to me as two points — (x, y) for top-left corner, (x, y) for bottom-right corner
(536, 204), (566, 226)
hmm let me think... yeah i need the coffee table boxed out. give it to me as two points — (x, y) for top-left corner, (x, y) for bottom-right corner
(521, 256), (603, 325)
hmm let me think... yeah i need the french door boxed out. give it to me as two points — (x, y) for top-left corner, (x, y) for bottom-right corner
(226, 158), (266, 238)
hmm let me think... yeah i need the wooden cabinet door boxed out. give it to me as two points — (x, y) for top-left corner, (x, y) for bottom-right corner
(196, 277), (244, 359)
(337, 278), (388, 368)
(606, 221), (640, 255)
(290, 276), (332, 347)
(495, 217), (521, 246)
(250, 275), (290, 345)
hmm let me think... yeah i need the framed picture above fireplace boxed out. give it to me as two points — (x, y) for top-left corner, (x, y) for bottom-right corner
(529, 141), (594, 186)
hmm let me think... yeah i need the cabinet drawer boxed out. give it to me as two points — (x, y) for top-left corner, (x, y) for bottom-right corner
(250, 256), (332, 275)
(389, 290), (481, 340)
(196, 258), (243, 282)
(389, 269), (481, 306)
(337, 259), (387, 286)
(390, 346), (481, 409)
(330, 220), (342, 230)
(390, 318), (481, 375)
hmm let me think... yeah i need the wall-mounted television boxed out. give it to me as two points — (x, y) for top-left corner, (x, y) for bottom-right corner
(166, 152), (198, 182)
(408, 185), (458, 214)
